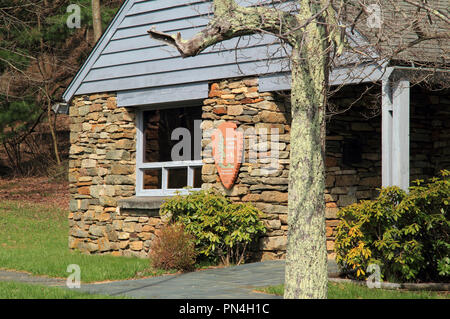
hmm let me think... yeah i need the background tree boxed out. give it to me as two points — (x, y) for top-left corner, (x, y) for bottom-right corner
(0, 0), (123, 175)
(92, 0), (102, 43)
(148, 0), (449, 298)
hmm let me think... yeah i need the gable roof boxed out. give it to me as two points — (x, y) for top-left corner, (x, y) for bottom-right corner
(63, 0), (134, 103)
(349, 0), (449, 67)
(62, 0), (385, 105)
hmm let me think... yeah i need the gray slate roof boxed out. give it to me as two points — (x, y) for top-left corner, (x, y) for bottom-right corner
(62, 0), (390, 105)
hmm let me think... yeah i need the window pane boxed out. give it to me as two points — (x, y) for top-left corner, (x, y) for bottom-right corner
(143, 111), (161, 163)
(193, 167), (202, 188)
(143, 107), (202, 163)
(167, 168), (187, 189)
(143, 169), (162, 189)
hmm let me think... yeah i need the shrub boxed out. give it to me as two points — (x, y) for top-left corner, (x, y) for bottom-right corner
(160, 190), (266, 265)
(335, 170), (449, 283)
(149, 223), (197, 272)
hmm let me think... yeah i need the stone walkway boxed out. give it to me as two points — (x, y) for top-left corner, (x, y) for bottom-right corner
(0, 260), (340, 299)
(0, 269), (66, 287)
(79, 260), (285, 299)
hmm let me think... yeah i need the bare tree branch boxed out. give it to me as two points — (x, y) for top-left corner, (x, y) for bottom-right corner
(148, 0), (300, 57)
(403, 0), (450, 24)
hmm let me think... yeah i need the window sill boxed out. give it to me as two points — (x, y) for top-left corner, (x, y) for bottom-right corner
(117, 196), (168, 216)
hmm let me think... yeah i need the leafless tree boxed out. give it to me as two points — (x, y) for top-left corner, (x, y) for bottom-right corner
(147, 0), (449, 299)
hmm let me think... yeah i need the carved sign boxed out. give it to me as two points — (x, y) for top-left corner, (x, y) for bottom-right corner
(212, 122), (243, 189)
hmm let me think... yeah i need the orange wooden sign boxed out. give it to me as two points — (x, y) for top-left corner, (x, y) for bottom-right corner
(212, 122), (243, 189)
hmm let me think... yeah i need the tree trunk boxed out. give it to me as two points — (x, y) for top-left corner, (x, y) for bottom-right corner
(92, 0), (102, 43)
(284, 15), (329, 299)
(47, 100), (61, 166)
(147, 0), (333, 299)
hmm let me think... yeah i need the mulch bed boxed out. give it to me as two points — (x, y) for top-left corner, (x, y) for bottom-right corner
(0, 177), (69, 210)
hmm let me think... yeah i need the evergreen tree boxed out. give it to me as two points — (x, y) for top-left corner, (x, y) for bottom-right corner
(0, 0), (123, 173)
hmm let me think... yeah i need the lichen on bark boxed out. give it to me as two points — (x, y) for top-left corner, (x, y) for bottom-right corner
(284, 3), (329, 298)
(148, 0), (341, 299)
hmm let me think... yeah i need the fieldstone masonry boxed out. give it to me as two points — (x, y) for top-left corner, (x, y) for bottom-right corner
(68, 93), (159, 258)
(409, 87), (450, 181)
(199, 79), (384, 260)
(67, 78), (449, 261)
(200, 78), (290, 260)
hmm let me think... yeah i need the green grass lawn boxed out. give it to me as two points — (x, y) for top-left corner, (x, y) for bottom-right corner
(258, 283), (449, 299)
(0, 200), (172, 283)
(1, 200), (448, 299)
(0, 281), (125, 299)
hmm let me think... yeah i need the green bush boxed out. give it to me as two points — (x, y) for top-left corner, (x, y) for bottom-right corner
(160, 190), (266, 265)
(335, 170), (449, 283)
(149, 223), (197, 272)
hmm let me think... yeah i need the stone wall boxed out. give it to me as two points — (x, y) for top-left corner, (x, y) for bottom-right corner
(323, 85), (382, 259)
(200, 80), (383, 260)
(410, 87), (450, 181)
(67, 80), (449, 261)
(68, 93), (163, 258)
(200, 78), (291, 260)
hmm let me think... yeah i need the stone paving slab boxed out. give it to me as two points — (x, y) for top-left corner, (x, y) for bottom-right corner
(0, 260), (340, 299)
(79, 260), (286, 299)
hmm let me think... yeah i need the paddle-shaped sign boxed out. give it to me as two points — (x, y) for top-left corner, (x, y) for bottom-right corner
(211, 122), (244, 189)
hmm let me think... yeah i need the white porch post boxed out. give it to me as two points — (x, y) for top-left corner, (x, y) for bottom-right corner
(381, 79), (393, 187)
(135, 109), (144, 196)
(382, 75), (410, 191)
(392, 79), (410, 190)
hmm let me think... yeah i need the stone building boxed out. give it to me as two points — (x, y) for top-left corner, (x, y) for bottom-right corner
(62, 0), (450, 260)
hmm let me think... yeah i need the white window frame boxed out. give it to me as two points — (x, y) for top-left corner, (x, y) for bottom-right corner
(135, 108), (203, 197)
